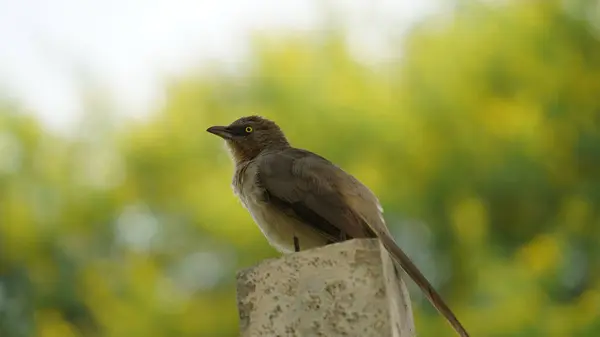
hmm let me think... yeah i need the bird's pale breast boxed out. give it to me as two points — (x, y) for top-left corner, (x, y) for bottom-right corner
(232, 160), (328, 253)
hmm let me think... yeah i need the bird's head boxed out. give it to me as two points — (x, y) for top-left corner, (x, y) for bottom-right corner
(207, 115), (290, 163)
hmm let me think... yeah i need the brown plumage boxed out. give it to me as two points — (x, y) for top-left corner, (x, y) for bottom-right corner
(207, 115), (469, 337)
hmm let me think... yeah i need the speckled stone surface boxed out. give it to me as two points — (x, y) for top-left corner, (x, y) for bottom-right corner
(236, 238), (416, 337)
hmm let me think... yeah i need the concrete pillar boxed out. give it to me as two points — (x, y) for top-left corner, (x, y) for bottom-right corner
(236, 238), (416, 337)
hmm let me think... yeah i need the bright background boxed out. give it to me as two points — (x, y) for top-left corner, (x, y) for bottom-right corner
(1, 0), (600, 336)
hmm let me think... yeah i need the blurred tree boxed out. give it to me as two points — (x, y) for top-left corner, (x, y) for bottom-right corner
(1, 0), (599, 336)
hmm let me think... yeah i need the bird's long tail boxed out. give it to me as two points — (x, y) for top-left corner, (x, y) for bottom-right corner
(378, 233), (470, 337)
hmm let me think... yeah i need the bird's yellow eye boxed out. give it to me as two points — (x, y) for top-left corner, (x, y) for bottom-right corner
(245, 126), (253, 133)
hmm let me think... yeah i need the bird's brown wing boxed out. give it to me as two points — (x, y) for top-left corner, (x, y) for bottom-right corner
(256, 148), (374, 242)
(256, 148), (470, 337)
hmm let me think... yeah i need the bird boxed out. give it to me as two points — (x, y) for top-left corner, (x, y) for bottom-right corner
(207, 115), (469, 337)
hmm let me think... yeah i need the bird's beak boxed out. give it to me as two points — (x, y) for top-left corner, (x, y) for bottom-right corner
(206, 126), (233, 140)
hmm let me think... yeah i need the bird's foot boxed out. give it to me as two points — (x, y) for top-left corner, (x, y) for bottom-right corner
(293, 236), (300, 252)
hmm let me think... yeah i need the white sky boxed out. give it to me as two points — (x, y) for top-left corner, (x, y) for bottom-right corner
(0, 0), (441, 133)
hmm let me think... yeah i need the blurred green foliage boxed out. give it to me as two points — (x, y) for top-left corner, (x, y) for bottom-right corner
(2, 1), (600, 336)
